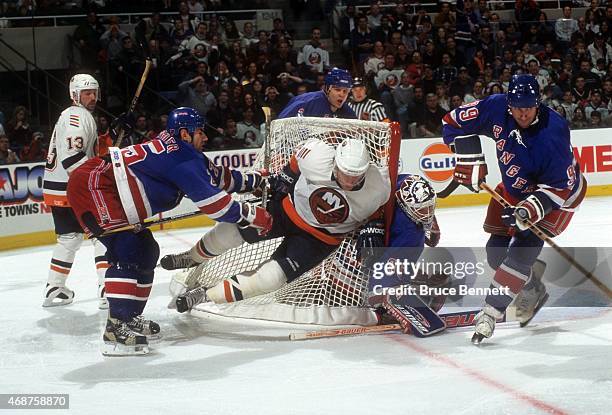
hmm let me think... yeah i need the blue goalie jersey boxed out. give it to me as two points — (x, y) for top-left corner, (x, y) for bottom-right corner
(442, 94), (585, 209)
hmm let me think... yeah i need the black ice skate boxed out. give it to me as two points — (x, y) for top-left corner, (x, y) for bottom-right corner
(160, 250), (198, 270)
(176, 286), (208, 313)
(42, 284), (75, 307)
(102, 317), (149, 356)
(127, 315), (162, 340)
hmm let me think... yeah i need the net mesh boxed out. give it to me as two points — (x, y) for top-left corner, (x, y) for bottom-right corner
(188, 117), (399, 325)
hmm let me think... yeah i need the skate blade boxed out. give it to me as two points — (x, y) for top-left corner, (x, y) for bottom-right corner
(101, 341), (150, 356)
(471, 333), (485, 345)
(98, 300), (109, 310)
(42, 298), (74, 308)
(519, 292), (550, 328)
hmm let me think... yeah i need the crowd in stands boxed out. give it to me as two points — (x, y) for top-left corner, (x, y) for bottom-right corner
(2, 0), (612, 166)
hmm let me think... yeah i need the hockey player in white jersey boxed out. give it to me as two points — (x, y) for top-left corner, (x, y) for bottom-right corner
(162, 137), (391, 311)
(42, 74), (109, 308)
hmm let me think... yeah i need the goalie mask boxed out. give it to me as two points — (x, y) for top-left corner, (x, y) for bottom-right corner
(333, 138), (370, 191)
(69, 74), (100, 106)
(396, 174), (436, 226)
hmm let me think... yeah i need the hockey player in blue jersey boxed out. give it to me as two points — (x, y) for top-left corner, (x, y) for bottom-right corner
(66, 107), (271, 355)
(441, 74), (587, 343)
(277, 67), (357, 119)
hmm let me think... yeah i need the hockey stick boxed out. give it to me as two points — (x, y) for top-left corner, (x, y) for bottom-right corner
(289, 308), (490, 340)
(100, 210), (204, 236)
(436, 180), (460, 198)
(114, 58), (152, 147)
(480, 182), (612, 299)
(261, 106), (272, 208)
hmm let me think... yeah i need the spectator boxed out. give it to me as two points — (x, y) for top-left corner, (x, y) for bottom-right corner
(187, 0), (204, 15)
(589, 109), (603, 127)
(588, 33), (612, 67)
(224, 19), (242, 47)
(177, 0), (199, 33)
(603, 77), (612, 106)
(464, 79), (486, 103)
(19, 131), (46, 163)
(572, 17), (595, 45)
(435, 82), (451, 111)
(449, 66), (472, 98)
(555, 6), (578, 49)
(421, 39), (437, 67)
(541, 85), (560, 108)
(135, 12), (170, 53)
(395, 43), (411, 67)
(269, 18), (292, 47)
(100, 24), (129, 63)
(180, 22), (209, 53)
(299, 28), (330, 76)
(368, 2), (383, 29)
(373, 14), (394, 44)
(5, 105), (32, 150)
(0, 134), (19, 164)
(350, 13), (375, 65)
(434, 2), (456, 27)
(263, 86), (287, 118)
(405, 50), (424, 86)
(72, 11), (106, 71)
(240, 22), (258, 52)
(248, 30), (272, 60)
(363, 41), (385, 76)
(585, 89), (609, 119)
(236, 107), (262, 148)
(537, 12), (557, 44)
(560, 90), (578, 121)
(178, 75), (217, 117)
(434, 53), (458, 83)
(208, 90), (237, 131)
(577, 59), (602, 91)
(417, 93), (445, 137)
(393, 71), (414, 136)
(450, 94), (464, 110)
(571, 106), (588, 129)
(527, 59), (551, 90)
(169, 19), (193, 50)
(455, 0), (480, 67)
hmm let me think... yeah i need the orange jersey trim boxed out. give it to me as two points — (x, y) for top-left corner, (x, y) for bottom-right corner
(281, 196), (342, 246)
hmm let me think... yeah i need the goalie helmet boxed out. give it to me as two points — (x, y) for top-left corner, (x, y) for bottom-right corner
(69, 74), (100, 106)
(166, 107), (204, 139)
(396, 174), (436, 226)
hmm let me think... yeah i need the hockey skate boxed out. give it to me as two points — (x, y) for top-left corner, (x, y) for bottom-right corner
(471, 305), (504, 345)
(176, 286), (208, 313)
(127, 315), (161, 340)
(98, 284), (108, 310)
(514, 260), (549, 327)
(102, 317), (149, 356)
(42, 284), (75, 307)
(160, 250), (197, 270)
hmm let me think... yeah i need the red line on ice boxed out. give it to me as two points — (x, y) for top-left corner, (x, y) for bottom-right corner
(387, 335), (570, 415)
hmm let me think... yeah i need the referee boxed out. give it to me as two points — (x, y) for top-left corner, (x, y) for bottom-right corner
(347, 77), (389, 122)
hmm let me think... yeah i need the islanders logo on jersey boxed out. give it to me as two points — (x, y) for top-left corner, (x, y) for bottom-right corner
(419, 143), (456, 182)
(309, 187), (349, 224)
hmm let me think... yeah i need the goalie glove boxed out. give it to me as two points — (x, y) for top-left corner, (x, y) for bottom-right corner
(501, 192), (551, 231)
(356, 219), (385, 268)
(238, 202), (273, 235)
(452, 135), (487, 193)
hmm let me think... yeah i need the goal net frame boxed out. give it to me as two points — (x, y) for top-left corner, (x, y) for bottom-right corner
(186, 117), (401, 327)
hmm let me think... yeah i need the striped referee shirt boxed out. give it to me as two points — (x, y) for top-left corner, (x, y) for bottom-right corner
(348, 98), (388, 122)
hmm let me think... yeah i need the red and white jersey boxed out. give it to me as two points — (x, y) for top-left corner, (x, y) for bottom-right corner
(43, 105), (98, 207)
(291, 139), (390, 235)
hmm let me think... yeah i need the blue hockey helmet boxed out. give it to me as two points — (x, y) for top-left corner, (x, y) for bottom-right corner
(324, 67), (353, 89)
(167, 107), (204, 138)
(507, 74), (540, 108)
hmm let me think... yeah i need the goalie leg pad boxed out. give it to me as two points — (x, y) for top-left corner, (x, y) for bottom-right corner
(207, 260), (287, 304)
(192, 222), (244, 262)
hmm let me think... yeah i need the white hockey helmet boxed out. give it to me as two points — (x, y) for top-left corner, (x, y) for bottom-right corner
(334, 138), (370, 190)
(69, 74), (100, 106)
(396, 174), (436, 226)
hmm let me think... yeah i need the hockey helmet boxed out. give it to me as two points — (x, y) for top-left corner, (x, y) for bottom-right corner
(507, 74), (540, 108)
(396, 174), (436, 225)
(325, 67), (353, 89)
(69, 74), (100, 106)
(334, 138), (370, 190)
(167, 107), (205, 139)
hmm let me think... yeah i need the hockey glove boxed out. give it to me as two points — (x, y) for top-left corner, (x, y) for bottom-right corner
(239, 169), (268, 194)
(424, 215), (440, 247)
(452, 135), (487, 193)
(501, 193), (551, 231)
(269, 163), (300, 197)
(110, 112), (135, 146)
(239, 202), (273, 235)
(356, 219), (385, 268)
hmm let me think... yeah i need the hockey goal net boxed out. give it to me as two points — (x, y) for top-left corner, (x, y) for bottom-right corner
(187, 117), (401, 326)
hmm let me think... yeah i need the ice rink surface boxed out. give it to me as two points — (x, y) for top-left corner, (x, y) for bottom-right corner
(1, 197), (611, 415)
